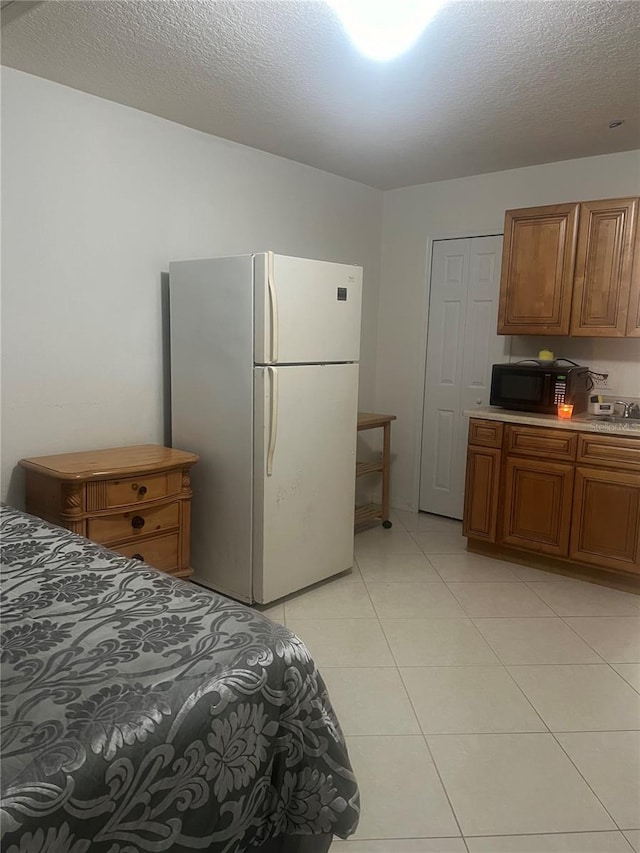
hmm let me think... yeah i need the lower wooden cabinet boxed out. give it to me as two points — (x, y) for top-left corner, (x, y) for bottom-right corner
(464, 418), (640, 581)
(502, 457), (575, 557)
(462, 446), (501, 542)
(570, 467), (640, 572)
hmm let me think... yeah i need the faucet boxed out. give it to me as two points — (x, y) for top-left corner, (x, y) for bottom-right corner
(615, 401), (640, 419)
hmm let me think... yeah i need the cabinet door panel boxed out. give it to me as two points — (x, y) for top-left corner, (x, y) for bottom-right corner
(463, 446), (501, 542)
(502, 457), (574, 556)
(571, 197), (639, 336)
(570, 467), (640, 573)
(498, 204), (578, 335)
(627, 219), (640, 336)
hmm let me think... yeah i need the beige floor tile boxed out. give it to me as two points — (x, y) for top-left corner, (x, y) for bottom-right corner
(322, 668), (420, 735)
(382, 618), (500, 666)
(332, 839), (466, 851)
(355, 529), (424, 557)
(612, 663), (640, 692)
(401, 666), (546, 734)
(508, 664), (640, 731)
(557, 731), (640, 829)
(525, 580), (640, 617)
(253, 602), (285, 624)
(367, 583), (466, 619)
(428, 553), (521, 582)
(427, 733), (616, 836)
(466, 831), (635, 852)
(447, 582), (556, 617)
(345, 736), (460, 839)
(339, 563), (363, 579)
(563, 617), (640, 663)
(509, 564), (579, 582)
(474, 618), (603, 664)
(394, 511), (462, 534)
(284, 577), (375, 619)
(286, 618), (395, 667)
(624, 830), (640, 852)
(356, 552), (442, 582)
(412, 531), (468, 555)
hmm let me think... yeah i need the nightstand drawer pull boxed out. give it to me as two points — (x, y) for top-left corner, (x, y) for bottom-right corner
(138, 485), (147, 496)
(131, 553), (144, 561)
(131, 515), (145, 529)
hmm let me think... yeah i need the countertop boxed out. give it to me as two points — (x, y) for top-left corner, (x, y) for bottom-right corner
(465, 406), (640, 438)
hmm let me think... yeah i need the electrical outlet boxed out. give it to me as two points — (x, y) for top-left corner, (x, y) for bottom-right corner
(591, 368), (613, 391)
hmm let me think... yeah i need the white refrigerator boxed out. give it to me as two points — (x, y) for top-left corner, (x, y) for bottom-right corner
(170, 252), (363, 604)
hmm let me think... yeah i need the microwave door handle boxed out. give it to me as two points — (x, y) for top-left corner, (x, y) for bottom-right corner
(543, 372), (553, 402)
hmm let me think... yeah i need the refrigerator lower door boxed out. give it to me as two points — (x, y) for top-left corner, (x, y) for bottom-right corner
(253, 362), (359, 603)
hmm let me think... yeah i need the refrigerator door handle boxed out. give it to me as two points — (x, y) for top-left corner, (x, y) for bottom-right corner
(267, 366), (279, 476)
(267, 251), (279, 364)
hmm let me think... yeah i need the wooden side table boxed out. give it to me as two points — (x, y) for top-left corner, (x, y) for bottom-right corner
(19, 445), (199, 578)
(355, 412), (396, 530)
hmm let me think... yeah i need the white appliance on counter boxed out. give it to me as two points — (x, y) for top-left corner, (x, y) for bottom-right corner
(170, 252), (363, 604)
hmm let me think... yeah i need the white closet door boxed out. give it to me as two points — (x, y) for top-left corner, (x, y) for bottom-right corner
(419, 236), (508, 519)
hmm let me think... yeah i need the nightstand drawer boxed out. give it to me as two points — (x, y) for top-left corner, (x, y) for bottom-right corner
(114, 533), (179, 573)
(100, 471), (180, 509)
(88, 501), (180, 544)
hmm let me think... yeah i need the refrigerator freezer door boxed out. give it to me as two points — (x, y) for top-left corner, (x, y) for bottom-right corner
(253, 362), (359, 603)
(254, 253), (363, 365)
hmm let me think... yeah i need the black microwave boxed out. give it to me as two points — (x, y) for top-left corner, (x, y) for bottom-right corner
(490, 363), (590, 414)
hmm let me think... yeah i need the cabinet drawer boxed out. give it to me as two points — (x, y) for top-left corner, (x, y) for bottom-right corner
(577, 433), (640, 472)
(114, 533), (179, 573)
(469, 419), (504, 448)
(506, 425), (578, 461)
(88, 501), (180, 544)
(86, 470), (181, 510)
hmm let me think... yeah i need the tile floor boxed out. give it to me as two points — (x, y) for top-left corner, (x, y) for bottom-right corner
(259, 510), (640, 853)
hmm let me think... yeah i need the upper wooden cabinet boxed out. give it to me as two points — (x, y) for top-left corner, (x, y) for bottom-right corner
(571, 197), (639, 336)
(498, 197), (640, 337)
(627, 227), (640, 337)
(498, 203), (578, 335)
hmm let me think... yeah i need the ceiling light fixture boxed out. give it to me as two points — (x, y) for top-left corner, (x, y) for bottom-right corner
(326, 0), (445, 61)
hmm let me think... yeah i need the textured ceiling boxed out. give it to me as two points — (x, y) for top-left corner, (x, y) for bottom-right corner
(2, 0), (639, 189)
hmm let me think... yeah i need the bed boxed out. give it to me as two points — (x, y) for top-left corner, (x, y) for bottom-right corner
(0, 504), (359, 852)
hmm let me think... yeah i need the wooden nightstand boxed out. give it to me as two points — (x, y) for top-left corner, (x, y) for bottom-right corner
(19, 445), (199, 578)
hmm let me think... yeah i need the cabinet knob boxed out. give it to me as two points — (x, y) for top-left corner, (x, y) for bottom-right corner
(131, 515), (145, 530)
(131, 553), (144, 561)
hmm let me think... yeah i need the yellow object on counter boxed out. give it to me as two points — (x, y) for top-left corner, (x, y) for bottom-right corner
(539, 349), (555, 362)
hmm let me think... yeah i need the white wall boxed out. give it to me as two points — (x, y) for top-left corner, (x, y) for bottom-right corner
(378, 150), (640, 511)
(1, 69), (383, 506)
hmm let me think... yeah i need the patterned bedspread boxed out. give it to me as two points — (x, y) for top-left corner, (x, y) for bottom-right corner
(0, 505), (359, 852)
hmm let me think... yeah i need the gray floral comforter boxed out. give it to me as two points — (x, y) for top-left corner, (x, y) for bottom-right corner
(0, 505), (359, 852)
